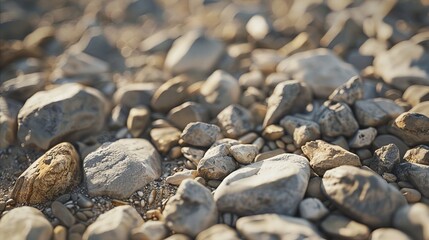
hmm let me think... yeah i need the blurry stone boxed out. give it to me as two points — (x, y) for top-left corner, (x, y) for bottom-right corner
(280, 32), (316, 56)
(348, 127), (377, 148)
(277, 48), (358, 98)
(54, 225), (67, 240)
(370, 228), (411, 240)
(328, 76), (363, 105)
(373, 134), (409, 158)
(125, 0), (162, 20)
(409, 101), (429, 117)
(393, 203), (429, 240)
(390, 112), (429, 146)
(394, 162), (429, 198)
(359, 38), (387, 57)
(151, 76), (189, 112)
(306, 177), (325, 200)
(23, 26), (55, 50)
(0, 97), (21, 148)
(114, 83), (156, 109)
(400, 188), (421, 203)
(131, 221), (168, 240)
(404, 145), (429, 165)
(181, 122), (220, 147)
(403, 85), (429, 107)
(196, 224), (240, 240)
(181, 147), (205, 166)
(197, 144), (237, 180)
(216, 104), (254, 139)
(251, 49), (283, 73)
(280, 116), (320, 147)
(51, 201), (75, 227)
(166, 170), (198, 186)
(17, 83), (108, 150)
(354, 98), (403, 127)
(330, 136), (349, 150)
(316, 101), (359, 137)
(229, 144), (258, 164)
(262, 124), (284, 141)
(11, 142), (80, 204)
(150, 127), (181, 154)
(127, 106), (150, 137)
(298, 198), (329, 221)
(0, 72), (45, 101)
(321, 15), (362, 53)
(246, 15), (286, 49)
(370, 144), (400, 175)
(110, 105), (129, 129)
(168, 102), (209, 130)
(164, 234), (190, 240)
(238, 71), (264, 88)
(55, 52), (109, 77)
(140, 29), (178, 53)
(0, 17), (32, 40)
(321, 214), (370, 240)
(346, 49), (373, 71)
(254, 149), (285, 162)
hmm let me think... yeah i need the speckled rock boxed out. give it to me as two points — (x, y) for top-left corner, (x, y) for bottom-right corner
(390, 112), (429, 146)
(316, 101), (359, 137)
(197, 144), (237, 180)
(181, 122), (220, 147)
(328, 76), (363, 105)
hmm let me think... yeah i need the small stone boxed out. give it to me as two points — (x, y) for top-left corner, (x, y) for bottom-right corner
(410, 101), (429, 117)
(52, 201), (76, 227)
(69, 223), (86, 234)
(151, 76), (189, 113)
(299, 198), (329, 221)
(280, 116), (320, 147)
(321, 214), (370, 240)
(0, 97), (21, 148)
(163, 179), (217, 237)
(404, 145), (429, 165)
(400, 188), (421, 203)
(328, 76), (363, 105)
(301, 140), (361, 176)
(168, 102), (209, 130)
(216, 104), (254, 139)
(113, 83), (156, 109)
(348, 127), (377, 148)
(140, 29), (177, 53)
(53, 225), (67, 240)
(164, 234), (191, 240)
(0, 72), (45, 102)
(166, 170), (198, 186)
(238, 71), (264, 88)
(305, 177), (325, 200)
(403, 85), (429, 106)
(196, 224), (240, 240)
(181, 122), (220, 147)
(131, 221), (168, 240)
(254, 149), (286, 162)
(393, 203), (429, 240)
(382, 173), (397, 183)
(262, 125), (284, 141)
(370, 228), (411, 240)
(239, 132), (259, 144)
(356, 149), (372, 160)
(373, 134), (409, 158)
(77, 195), (93, 208)
(316, 101), (359, 137)
(390, 112), (429, 146)
(354, 98), (403, 127)
(181, 147), (205, 166)
(197, 144), (237, 180)
(370, 143), (400, 175)
(127, 106), (150, 137)
(229, 144), (258, 164)
(394, 162), (429, 198)
(150, 127), (181, 154)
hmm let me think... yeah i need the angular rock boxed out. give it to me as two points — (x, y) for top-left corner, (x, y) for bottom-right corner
(11, 142), (80, 204)
(403, 85), (429, 107)
(354, 98), (403, 127)
(150, 127), (181, 154)
(321, 214), (370, 240)
(394, 162), (429, 198)
(229, 144), (258, 164)
(197, 144), (237, 180)
(214, 154), (310, 216)
(84, 139), (161, 198)
(0, 72), (45, 101)
(113, 83), (156, 109)
(166, 170), (198, 186)
(127, 106), (150, 137)
(131, 221), (168, 240)
(322, 166), (407, 227)
(216, 104), (254, 139)
(390, 112), (429, 146)
(181, 122), (220, 147)
(151, 76), (189, 112)
(316, 101), (359, 137)
(298, 198), (329, 221)
(370, 228), (411, 240)
(181, 147), (205, 166)
(167, 102), (209, 130)
(163, 179), (217, 237)
(348, 127), (377, 148)
(328, 76), (363, 105)
(404, 145), (429, 165)
(370, 144), (400, 175)
(301, 140), (361, 176)
(373, 134), (409, 158)
(196, 224), (240, 240)
(0, 97), (21, 148)
(280, 116), (320, 147)
(83, 205), (143, 240)
(393, 203), (429, 240)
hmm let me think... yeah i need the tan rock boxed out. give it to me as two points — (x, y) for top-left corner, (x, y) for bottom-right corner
(150, 127), (181, 154)
(127, 106), (150, 137)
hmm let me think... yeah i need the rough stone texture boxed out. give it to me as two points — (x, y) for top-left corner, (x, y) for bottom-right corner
(168, 102), (209, 130)
(236, 214), (323, 240)
(316, 101), (359, 137)
(113, 83), (156, 109)
(0, 97), (21, 148)
(280, 116), (320, 147)
(393, 203), (429, 240)
(394, 162), (429, 198)
(277, 48), (358, 98)
(163, 179), (217, 237)
(354, 98), (403, 127)
(214, 154), (310, 216)
(199, 70), (240, 117)
(196, 224), (240, 240)
(301, 140), (361, 176)
(0, 72), (45, 101)
(0, 206), (53, 240)
(321, 214), (370, 240)
(348, 127), (377, 148)
(11, 142), (80, 204)
(151, 76), (189, 112)
(390, 112), (429, 146)
(131, 221), (168, 240)
(83, 139), (162, 198)
(298, 198), (329, 221)
(83, 205), (143, 240)
(328, 76), (363, 105)
(370, 228), (411, 240)
(370, 144), (400, 175)
(197, 144), (237, 180)
(403, 85), (429, 106)
(229, 144), (259, 164)
(373, 134), (409, 158)
(150, 127), (181, 154)
(17, 83), (108, 150)
(404, 145), (429, 165)
(322, 166), (407, 227)
(181, 122), (220, 147)
(374, 41), (429, 90)
(216, 104), (254, 139)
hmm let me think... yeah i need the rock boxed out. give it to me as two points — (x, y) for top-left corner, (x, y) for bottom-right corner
(370, 144), (400, 175)
(163, 179), (217, 237)
(298, 198), (329, 221)
(328, 76), (363, 105)
(404, 145), (429, 165)
(165, 31), (224, 75)
(254, 149), (286, 162)
(374, 41), (429, 90)
(0, 207), (52, 240)
(181, 122), (220, 147)
(199, 70), (240, 116)
(216, 104), (254, 139)
(140, 29), (177, 53)
(127, 106), (150, 137)
(164, 234), (191, 240)
(403, 85), (429, 106)
(17, 83), (108, 150)
(354, 98), (404, 127)
(394, 162), (429, 198)
(322, 166), (407, 227)
(181, 147), (205, 166)
(400, 188), (421, 203)
(197, 144), (237, 180)
(316, 101), (359, 137)
(277, 48), (358, 98)
(410, 101), (429, 117)
(393, 203), (429, 240)
(52, 201), (76, 227)
(236, 214), (323, 240)
(11, 142), (80, 204)
(373, 134), (409, 158)
(301, 140), (361, 176)
(83, 139), (161, 198)
(261, 125), (284, 141)
(0, 97), (21, 148)
(280, 116), (320, 147)
(0, 72), (45, 101)
(168, 102), (209, 130)
(214, 154), (310, 216)
(151, 76), (189, 112)
(263, 80), (311, 127)
(54, 225), (67, 240)
(131, 221), (168, 240)
(83, 205), (143, 240)
(239, 71), (264, 88)
(196, 224), (240, 240)
(150, 127), (181, 154)
(390, 112), (429, 146)
(306, 177), (325, 200)
(370, 228), (411, 240)
(348, 127), (377, 148)
(320, 15), (362, 52)
(166, 170), (198, 186)
(321, 214), (370, 240)
(229, 144), (258, 164)
(113, 83), (156, 109)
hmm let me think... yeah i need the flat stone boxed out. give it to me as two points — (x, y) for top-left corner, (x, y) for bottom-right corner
(216, 104), (254, 139)
(403, 85), (429, 107)
(404, 145), (429, 165)
(163, 179), (217, 237)
(322, 166), (407, 227)
(354, 98), (404, 127)
(197, 144), (237, 180)
(11, 142), (80, 204)
(52, 201), (76, 227)
(214, 154), (310, 216)
(370, 143), (400, 175)
(168, 102), (209, 130)
(113, 83), (156, 109)
(321, 214), (370, 240)
(393, 203), (429, 240)
(229, 144), (258, 164)
(0, 72), (45, 102)
(328, 76), (363, 105)
(83, 139), (161, 198)
(83, 205), (143, 240)
(151, 76), (189, 112)
(150, 127), (181, 154)
(0, 97), (21, 148)
(166, 170), (198, 186)
(196, 224), (240, 240)
(394, 162), (429, 198)
(390, 112), (429, 146)
(301, 140), (361, 176)
(17, 83), (108, 150)
(131, 221), (168, 240)
(127, 106), (151, 137)
(348, 127), (377, 148)
(181, 122), (220, 147)
(370, 228), (411, 240)
(316, 101), (359, 137)
(298, 198), (329, 221)
(280, 116), (320, 147)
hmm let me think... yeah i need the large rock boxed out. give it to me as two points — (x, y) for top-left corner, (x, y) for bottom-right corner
(214, 154), (310, 216)
(197, 144), (237, 180)
(354, 98), (403, 127)
(316, 101), (359, 137)
(0, 97), (21, 148)
(394, 162), (429, 198)
(216, 104), (254, 139)
(322, 166), (407, 227)
(83, 139), (162, 198)
(83, 205), (143, 240)
(393, 203), (429, 240)
(277, 48), (358, 98)
(17, 83), (108, 150)
(390, 112), (429, 146)
(0, 207), (53, 240)
(163, 179), (217, 237)
(236, 214), (323, 240)
(11, 142), (80, 204)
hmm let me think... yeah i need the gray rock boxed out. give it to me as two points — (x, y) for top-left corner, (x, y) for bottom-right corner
(216, 104), (254, 139)
(83, 205), (143, 240)
(403, 85), (429, 107)
(349, 127), (377, 148)
(84, 139), (162, 198)
(354, 98), (403, 127)
(181, 147), (205, 166)
(214, 154), (310, 216)
(181, 122), (220, 147)
(298, 198), (329, 221)
(168, 102), (209, 130)
(404, 145), (429, 165)
(301, 140), (361, 176)
(280, 116), (320, 147)
(316, 101), (359, 137)
(236, 214), (323, 240)
(328, 76), (363, 105)
(196, 224), (240, 240)
(131, 221), (168, 240)
(322, 166), (407, 227)
(321, 214), (370, 240)
(370, 144), (400, 175)
(0, 97), (21, 148)
(393, 203), (429, 240)
(151, 76), (189, 113)
(229, 144), (259, 164)
(17, 83), (108, 150)
(197, 144), (237, 180)
(394, 162), (429, 198)
(163, 179), (217, 237)
(113, 83), (157, 109)
(0, 207), (53, 240)
(390, 112), (429, 146)
(277, 48), (358, 98)
(0, 72), (45, 101)
(370, 228), (411, 240)
(52, 201), (76, 227)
